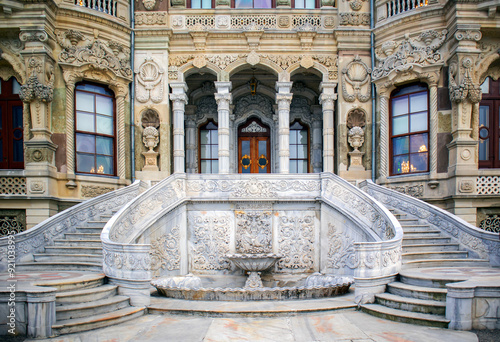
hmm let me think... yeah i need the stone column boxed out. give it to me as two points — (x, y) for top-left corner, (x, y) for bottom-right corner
(379, 93), (390, 179)
(214, 82), (232, 174)
(312, 107), (323, 173)
(169, 83), (188, 174)
(319, 82), (337, 173)
(115, 85), (128, 180)
(62, 73), (78, 188)
(276, 82), (293, 174)
(185, 106), (197, 173)
(429, 81), (438, 178)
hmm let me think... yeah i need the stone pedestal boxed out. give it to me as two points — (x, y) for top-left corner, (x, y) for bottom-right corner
(142, 151), (159, 171)
(348, 151), (365, 171)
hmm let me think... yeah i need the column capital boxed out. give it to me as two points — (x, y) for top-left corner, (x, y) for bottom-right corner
(319, 82), (337, 93)
(169, 93), (188, 104)
(215, 92), (232, 105)
(276, 93), (293, 104)
(170, 82), (188, 94)
(215, 81), (232, 94)
(276, 81), (293, 93)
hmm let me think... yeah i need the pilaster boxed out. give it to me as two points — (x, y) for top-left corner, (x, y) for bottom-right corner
(276, 82), (293, 174)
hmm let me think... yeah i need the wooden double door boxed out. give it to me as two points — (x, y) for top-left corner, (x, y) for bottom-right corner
(238, 118), (270, 173)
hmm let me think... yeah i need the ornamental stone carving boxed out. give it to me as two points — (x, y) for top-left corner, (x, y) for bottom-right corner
(386, 184), (424, 198)
(449, 57), (482, 104)
(81, 185), (115, 197)
(55, 29), (132, 80)
(327, 223), (359, 270)
(136, 57), (164, 103)
(373, 30), (447, 80)
(136, 12), (167, 25)
(455, 29), (482, 42)
(235, 210), (272, 253)
(339, 13), (370, 26)
(342, 55), (371, 102)
(19, 74), (53, 103)
(142, 0), (160, 10)
(277, 215), (315, 271)
(347, 0), (367, 11)
(346, 108), (366, 129)
(150, 226), (181, 277)
(348, 127), (364, 152)
(143, 126), (159, 152)
(234, 94), (274, 117)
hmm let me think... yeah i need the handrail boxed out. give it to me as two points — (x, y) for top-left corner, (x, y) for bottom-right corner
(360, 179), (500, 267)
(0, 181), (144, 271)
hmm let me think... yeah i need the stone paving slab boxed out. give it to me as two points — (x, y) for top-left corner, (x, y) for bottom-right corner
(24, 310), (479, 342)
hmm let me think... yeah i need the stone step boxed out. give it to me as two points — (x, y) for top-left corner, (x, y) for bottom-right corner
(35, 273), (105, 292)
(44, 246), (102, 255)
(85, 220), (108, 228)
(402, 244), (460, 253)
(398, 218), (420, 225)
(403, 259), (490, 268)
(387, 282), (447, 301)
(402, 251), (469, 261)
(401, 226), (438, 233)
(375, 293), (446, 316)
(75, 227), (104, 234)
(54, 239), (102, 247)
(403, 232), (443, 238)
(56, 284), (117, 305)
(402, 237), (451, 245)
(33, 253), (103, 263)
(17, 262), (103, 272)
(56, 295), (130, 321)
(52, 307), (146, 336)
(64, 233), (101, 240)
(361, 304), (449, 328)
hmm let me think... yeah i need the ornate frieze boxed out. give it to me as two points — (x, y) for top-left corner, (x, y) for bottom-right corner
(339, 13), (370, 26)
(373, 30), (447, 80)
(347, 0), (367, 11)
(103, 248), (151, 271)
(341, 55), (371, 102)
(277, 215), (315, 271)
(189, 213), (231, 271)
(386, 184), (424, 198)
(81, 185), (115, 197)
(235, 210), (272, 253)
(55, 29), (132, 80)
(136, 57), (164, 103)
(455, 29), (482, 42)
(327, 223), (359, 269)
(150, 226), (181, 276)
(136, 12), (167, 25)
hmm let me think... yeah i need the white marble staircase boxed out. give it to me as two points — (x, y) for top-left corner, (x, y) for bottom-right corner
(37, 273), (145, 336)
(361, 210), (489, 327)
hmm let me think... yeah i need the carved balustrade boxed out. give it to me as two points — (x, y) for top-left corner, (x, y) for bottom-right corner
(360, 179), (500, 266)
(375, 0), (433, 23)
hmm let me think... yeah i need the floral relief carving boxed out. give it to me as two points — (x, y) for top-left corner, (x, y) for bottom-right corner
(342, 55), (371, 102)
(103, 249), (151, 271)
(449, 57), (482, 104)
(150, 226), (181, 276)
(277, 215), (314, 271)
(81, 185), (115, 197)
(327, 223), (359, 269)
(234, 94), (274, 117)
(373, 30), (447, 80)
(339, 13), (370, 26)
(236, 210), (272, 253)
(55, 29), (132, 79)
(190, 213), (231, 271)
(386, 184), (424, 198)
(135, 12), (167, 25)
(347, 0), (367, 11)
(136, 57), (164, 103)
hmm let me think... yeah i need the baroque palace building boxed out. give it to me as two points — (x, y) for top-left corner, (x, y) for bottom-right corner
(0, 0), (499, 232)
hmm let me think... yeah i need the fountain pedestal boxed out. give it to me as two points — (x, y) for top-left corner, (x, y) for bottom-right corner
(226, 253), (282, 288)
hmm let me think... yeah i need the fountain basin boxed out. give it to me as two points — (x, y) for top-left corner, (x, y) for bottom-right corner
(226, 253), (282, 272)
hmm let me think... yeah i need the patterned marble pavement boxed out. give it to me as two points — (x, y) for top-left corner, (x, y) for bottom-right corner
(25, 310), (479, 342)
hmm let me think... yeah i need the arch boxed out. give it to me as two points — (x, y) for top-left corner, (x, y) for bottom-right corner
(0, 51), (25, 84)
(478, 55), (500, 84)
(232, 84), (276, 101)
(178, 62), (221, 83)
(225, 58), (282, 79)
(288, 61), (329, 83)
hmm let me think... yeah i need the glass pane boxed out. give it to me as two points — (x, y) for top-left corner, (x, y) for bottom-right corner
(410, 152), (428, 172)
(96, 96), (113, 116)
(290, 160), (297, 173)
(96, 155), (113, 174)
(76, 153), (95, 173)
(96, 136), (113, 155)
(200, 130), (209, 144)
(13, 128), (22, 140)
(211, 145), (218, 158)
(211, 130), (218, 143)
(96, 115), (113, 135)
(12, 106), (23, 129)
(235, 0), (252, 7)
(392, 97), (408, 116)
(12, 79), (21, 94)
(254, 0), (271, 7)
(76, 112), (95, 132)
(290, 145), (297, 159)
(295, 0), (305, 7)
(480, 78), (490, 94)
(410, 92), (427, 112)
(410, 112), (427, 132)
(392, 136), (409, 155)
(76, 83), (112, 96)
(201, 160), (208, 173)
(202, 0), (212, 8)
(191, 0), (201, 7)
(410, 133), (428, 153)
(200, 145), (209, 158)
(76, 133), (96, 153)
(392, 115), (408, 135)
(297, 145), (307, 158)
(0, 138), (3, 161)
(480, 106), (489, 132)
(393, 155), (410, 174)
(479, 127), (489, 140)
(297, 160), (307, 173)
(76, 92), (95, 112)
(305, 0), (315, 8)
(242, 140), (250, 156)
(241, 140), (250, 173)
(13, 139), (23, 162)
(392, 84), (427, 97)
(258, 140), (267, 156)
(479, 138), (489, 161)
(298, 130), (307, 144)
(290, 130), (297, 144)
(212, 160), (219, 173)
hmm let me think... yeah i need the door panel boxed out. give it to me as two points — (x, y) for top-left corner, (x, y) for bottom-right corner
(238, 118), (270, 173)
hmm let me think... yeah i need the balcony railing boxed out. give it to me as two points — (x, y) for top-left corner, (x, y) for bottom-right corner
(75, 0), (118, 17)
(385, 0), (427, 18)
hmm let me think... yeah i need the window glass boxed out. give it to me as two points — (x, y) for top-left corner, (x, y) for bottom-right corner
(76, 112), (95, 132)
(96, 115), (113, 135)
(235, 0), (252, 7)
(289, 121), (308, 174)
(96, 96), (113, 116)
(392, 115), (408, 135)
(410, 112), (427, 132)
(199, 121), (218, 174)
(392, 97), (408, 116)
(12, 79), (20, 94)
(76, 92), (95, 112)
(76, 133), (96, 153)
(480, 78), (490, 94)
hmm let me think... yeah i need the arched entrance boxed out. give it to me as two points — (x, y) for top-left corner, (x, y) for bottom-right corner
(238, 117), (270, 173)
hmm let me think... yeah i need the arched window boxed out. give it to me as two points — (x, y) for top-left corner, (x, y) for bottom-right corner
(199, 121), (218, 173)
(289, 121), (309, 173)
(390, 83), (429, 175)
(75, 83), (115, 176)
(479, 77), (500, 168)
(0, 77), (23, 169)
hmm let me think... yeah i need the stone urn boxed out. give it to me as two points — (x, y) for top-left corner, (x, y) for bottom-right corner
(226, 253), (282, 288)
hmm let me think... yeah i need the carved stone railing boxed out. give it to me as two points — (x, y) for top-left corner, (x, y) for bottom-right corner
(0, 181), (144, 272)
(477, 176), (500, 195)
(101, 172), (402, 303)
(360, 180), (500, 266)
(162, 9), (336, 31)
(0, 176), (26, 195)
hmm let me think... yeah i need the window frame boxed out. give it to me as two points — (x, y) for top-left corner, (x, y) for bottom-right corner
(74, 82), (116, 176)
(389, 83), (430, 176)
(289, 120), (310, 173)
(0, 78), (23, 170)
(198, 120), (219, 174)
(479, 77), (500, 169)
